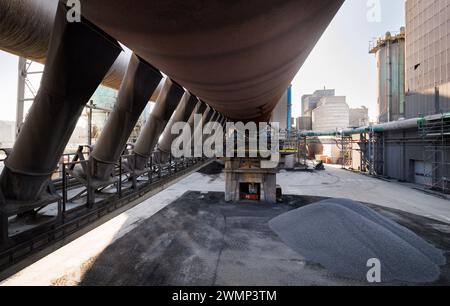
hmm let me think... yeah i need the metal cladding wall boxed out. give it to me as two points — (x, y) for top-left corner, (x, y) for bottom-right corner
(376, 128), (450, 188)
(405, 0), (450, 117)
(312, 96), (349, 131)
(79, 0), (344, 122)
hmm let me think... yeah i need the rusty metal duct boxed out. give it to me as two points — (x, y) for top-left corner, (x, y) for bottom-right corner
(91, 54), (163, 181)
(133, 78), (185, 170)
(0, 0), (162, 100)
(79, 0), (344, 121)
(157, 93), (200, 163)
(0, 2), (122, 201)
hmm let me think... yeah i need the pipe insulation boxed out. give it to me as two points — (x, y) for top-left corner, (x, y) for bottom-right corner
(0, 0), (162, 100)
(0, 2), (122, 201)
(133, 78), (185, 170)
(91, 54), (163, 181)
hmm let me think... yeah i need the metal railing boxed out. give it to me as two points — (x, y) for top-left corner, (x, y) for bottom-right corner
(0, 148), (210, 273)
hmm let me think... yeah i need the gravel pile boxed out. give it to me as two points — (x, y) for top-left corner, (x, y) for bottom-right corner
(269, 198), (446, 283)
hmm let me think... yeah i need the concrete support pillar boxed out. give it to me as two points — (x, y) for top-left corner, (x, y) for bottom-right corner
(133, 78), (184, 170)
(0, 2), (121, 202)
(158, 93), (199, 163)
(91, 54), (163, 181)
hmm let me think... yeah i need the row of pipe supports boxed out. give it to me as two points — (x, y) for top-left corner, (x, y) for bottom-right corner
(0, 1), (227, 224)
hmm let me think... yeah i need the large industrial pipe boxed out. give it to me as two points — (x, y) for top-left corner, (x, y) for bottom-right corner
(91, 54), (163, 181)
(0, 2), (122, 202)
(299, 113), (450, 137)
(157, 93), (200, 163)
(133, 78), (185, 170)
(79, 0), (344, 122)
(1, 0), (343, 122)
(0, 0), (162, 100)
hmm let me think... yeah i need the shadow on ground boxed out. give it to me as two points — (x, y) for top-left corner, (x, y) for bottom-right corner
(77, 192), (450, 286)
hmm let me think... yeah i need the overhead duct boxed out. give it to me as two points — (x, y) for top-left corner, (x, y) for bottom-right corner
(0, 2), (122, 202)
(0, 0), (161, 100)
(91, 54), (163, 181)
(79, 0), (344, 122)
(132, 78), (185, 170)
(157, 93), (200, 163)
(1, 0), (343, 122)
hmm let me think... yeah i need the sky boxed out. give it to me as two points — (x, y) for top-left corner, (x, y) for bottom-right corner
(292, 0), (405, 120)
(0, 0), (405, 122)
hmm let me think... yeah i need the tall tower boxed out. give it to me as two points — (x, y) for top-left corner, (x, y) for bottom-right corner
(370, 28), (406, 123)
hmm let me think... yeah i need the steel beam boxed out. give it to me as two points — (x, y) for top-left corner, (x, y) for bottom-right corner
(0, 2), (122, 202)
(133, 78), (184, 170)
(91, 54), (163, 181)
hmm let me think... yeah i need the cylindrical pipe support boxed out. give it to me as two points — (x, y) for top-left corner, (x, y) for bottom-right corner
(0, 2), (122, 201)
(91, 54), (163, 181)
(158, 93), (200, 163)
(133, 78), (184, 170)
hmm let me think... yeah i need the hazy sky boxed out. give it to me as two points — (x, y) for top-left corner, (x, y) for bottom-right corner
(292, 0), (405, 119)
(0, 0), (405, 122)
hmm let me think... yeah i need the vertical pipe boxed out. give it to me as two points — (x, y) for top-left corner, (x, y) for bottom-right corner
(91, 54), (162, 180)
(0, 2), (122, 202)
(386, 39), (392, 122)
(133, 78), (184, 170)
(16, 57), (26, 138)
(287, 84), (292, 133)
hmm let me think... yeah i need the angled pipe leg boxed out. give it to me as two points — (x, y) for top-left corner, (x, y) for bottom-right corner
(91, 54), (162, 181)
(133, 78), (184, 171)
(0, 2), (121, 202)
(158, 93), (199, 163)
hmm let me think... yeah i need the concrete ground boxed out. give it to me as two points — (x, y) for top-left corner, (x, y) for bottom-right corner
(1, 163), (450, 285)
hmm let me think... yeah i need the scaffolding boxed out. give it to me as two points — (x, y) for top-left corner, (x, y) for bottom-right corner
(418, 114), (450, 193)
(16, 58), (43, 137)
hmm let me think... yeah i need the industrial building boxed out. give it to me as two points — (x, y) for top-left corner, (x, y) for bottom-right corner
(299, 89), (368, 132)
(349, 106), (369, 127)
(301, 89), (336, 117)
(346, 0), (450, 193)
(0, 0), (449, 289)
(312, 96), (349, 131)
(370, 29), (406, 123)
(405, 0), (450, 117)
